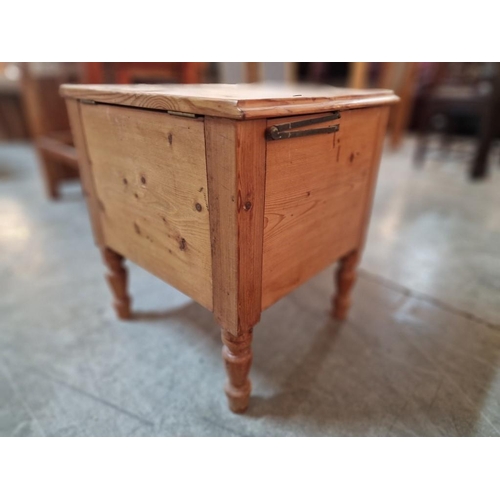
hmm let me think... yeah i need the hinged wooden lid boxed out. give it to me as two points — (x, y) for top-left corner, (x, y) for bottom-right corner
(60, 83), (399, 120)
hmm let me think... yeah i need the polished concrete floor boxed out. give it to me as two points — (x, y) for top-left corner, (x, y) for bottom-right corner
(1, 137), (499, 436)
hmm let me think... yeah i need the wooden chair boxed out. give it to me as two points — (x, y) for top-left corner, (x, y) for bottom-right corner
(413, 63), (494, 169)
(21, 63), (80, 199)
(381, 63), (419, 149)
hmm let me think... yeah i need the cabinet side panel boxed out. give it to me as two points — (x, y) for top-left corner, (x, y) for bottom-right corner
(81, 103), (213, 310)
(262, 107), (387, 310)
(65, 98), (104, 245)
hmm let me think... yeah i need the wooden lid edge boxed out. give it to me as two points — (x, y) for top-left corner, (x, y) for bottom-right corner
(60, 84), (399, 120)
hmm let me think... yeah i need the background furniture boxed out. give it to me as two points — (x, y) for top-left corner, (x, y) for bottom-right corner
(383, 63), (419, 149)
(83, 62), (206, 85)
(0, 63), (30, 141)
(471, 63), (500, 179)
(413, 62), (499, 179)
(21, 62), (80, 199)
(62, 83), (397, 413)
(218, 63), (295, 84)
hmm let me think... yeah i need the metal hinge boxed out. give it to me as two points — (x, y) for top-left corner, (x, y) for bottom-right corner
(80, 99), (97, 105)
(167, 110), (198, 118)
(266, 112), (340, 141)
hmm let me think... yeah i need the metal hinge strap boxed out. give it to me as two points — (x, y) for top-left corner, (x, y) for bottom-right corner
(266, 112), (341, 141)
(167, 110), (198, 118)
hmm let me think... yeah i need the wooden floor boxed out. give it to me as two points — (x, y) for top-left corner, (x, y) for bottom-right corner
(0, 136), (499, 436)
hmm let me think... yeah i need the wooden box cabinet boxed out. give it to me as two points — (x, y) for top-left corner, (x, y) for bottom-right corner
(61, 83), (398, 413)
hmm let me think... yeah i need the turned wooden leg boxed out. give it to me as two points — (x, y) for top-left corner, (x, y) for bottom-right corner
(221, 329), (253, 413)
(38, 153), (60, 200)
(332, 250), (360, 320)
(101, 248), (132, 320)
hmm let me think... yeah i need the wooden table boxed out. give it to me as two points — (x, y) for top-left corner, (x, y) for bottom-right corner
(61, 83), (398, 413)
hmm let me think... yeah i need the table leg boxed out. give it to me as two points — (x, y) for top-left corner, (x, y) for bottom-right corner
(332, 250), (360, 320)
(38, 152), (60, 199)
(470, 63), (500, 180)
(414, 99), (432, 167)
(221, 328), (253, 413)
(101, 247), (132, 320)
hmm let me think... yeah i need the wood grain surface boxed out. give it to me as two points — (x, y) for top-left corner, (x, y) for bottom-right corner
(261, 107), (386, 309)
(80, 102), (213, 310)
(205, 117), (267, 334)
(61, 83), (398, 120)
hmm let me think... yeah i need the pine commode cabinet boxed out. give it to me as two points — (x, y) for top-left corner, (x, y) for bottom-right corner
(61, 83), (398, 412)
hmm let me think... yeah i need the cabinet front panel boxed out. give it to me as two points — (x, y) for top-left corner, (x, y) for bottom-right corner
(262, 107), (386, 310)
(81, 103), (213, 310)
